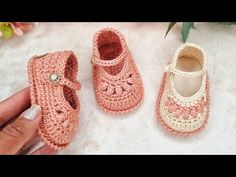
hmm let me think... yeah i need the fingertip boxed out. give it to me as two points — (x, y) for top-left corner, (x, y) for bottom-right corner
(21, 104), (41, 121)
(31, 145), (57, 155)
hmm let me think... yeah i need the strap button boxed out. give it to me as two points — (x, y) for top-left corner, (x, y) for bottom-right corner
(49, 73), (61, 83)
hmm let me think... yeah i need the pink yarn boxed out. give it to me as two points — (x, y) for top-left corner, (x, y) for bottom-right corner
(28, 51), (81, 150)
(92, 28), (144, 114)
(165, 97), (207, 119)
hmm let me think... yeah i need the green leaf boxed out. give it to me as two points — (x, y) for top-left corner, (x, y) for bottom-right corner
(181, 22), (194, 43)
(164, 22), (176, 38)
(0, 25), (13, 39)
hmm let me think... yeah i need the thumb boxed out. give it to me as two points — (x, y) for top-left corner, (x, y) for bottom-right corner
(0, 104), (41, 155)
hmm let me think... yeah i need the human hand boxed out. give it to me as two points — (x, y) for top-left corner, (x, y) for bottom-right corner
(0, 87), (56, 155)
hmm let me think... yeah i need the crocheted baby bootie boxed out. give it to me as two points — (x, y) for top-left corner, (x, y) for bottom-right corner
(28, 51), (81, 150)
(92, 28), (144, 114)
(156, 43), (210, 135)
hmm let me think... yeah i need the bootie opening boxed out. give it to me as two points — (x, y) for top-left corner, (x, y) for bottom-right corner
(97, 30), (124, 76)
(98, 30), (123, 60)
(175, 45), (204, 97)
(176, 45), (204, 71)
(64, 55), (78, 109)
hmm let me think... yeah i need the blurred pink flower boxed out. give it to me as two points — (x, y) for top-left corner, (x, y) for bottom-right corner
(9, 22), (34, 36)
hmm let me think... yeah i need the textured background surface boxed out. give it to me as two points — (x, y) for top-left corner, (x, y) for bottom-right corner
(0, 22), (236, 154)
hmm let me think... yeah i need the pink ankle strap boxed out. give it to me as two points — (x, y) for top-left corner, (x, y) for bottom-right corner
(48, 73), (81, 90)
(33, 51), (81, 91)
(91, 52), (126, 67)
(61, 78), (81, 90)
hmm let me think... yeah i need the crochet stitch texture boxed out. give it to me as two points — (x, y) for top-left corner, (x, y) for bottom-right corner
(156, 43), (210, 135)
(28, 51), (81, 150)
(92, 28), (144, 114)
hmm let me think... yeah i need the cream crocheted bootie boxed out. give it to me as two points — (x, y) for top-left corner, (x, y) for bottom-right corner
(156, 43), (210, 135)
(92, 28), (144, 114)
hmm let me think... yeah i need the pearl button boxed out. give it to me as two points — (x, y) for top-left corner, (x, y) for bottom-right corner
(50, 73), (60, 83)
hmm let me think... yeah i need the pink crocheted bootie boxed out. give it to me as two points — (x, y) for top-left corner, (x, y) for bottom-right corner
(92, 28), (144, 114)
(156, 43), (210, 135)
(28, 51), (81, 150)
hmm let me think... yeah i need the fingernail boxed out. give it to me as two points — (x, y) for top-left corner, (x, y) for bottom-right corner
(21, 104), (41, 120)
